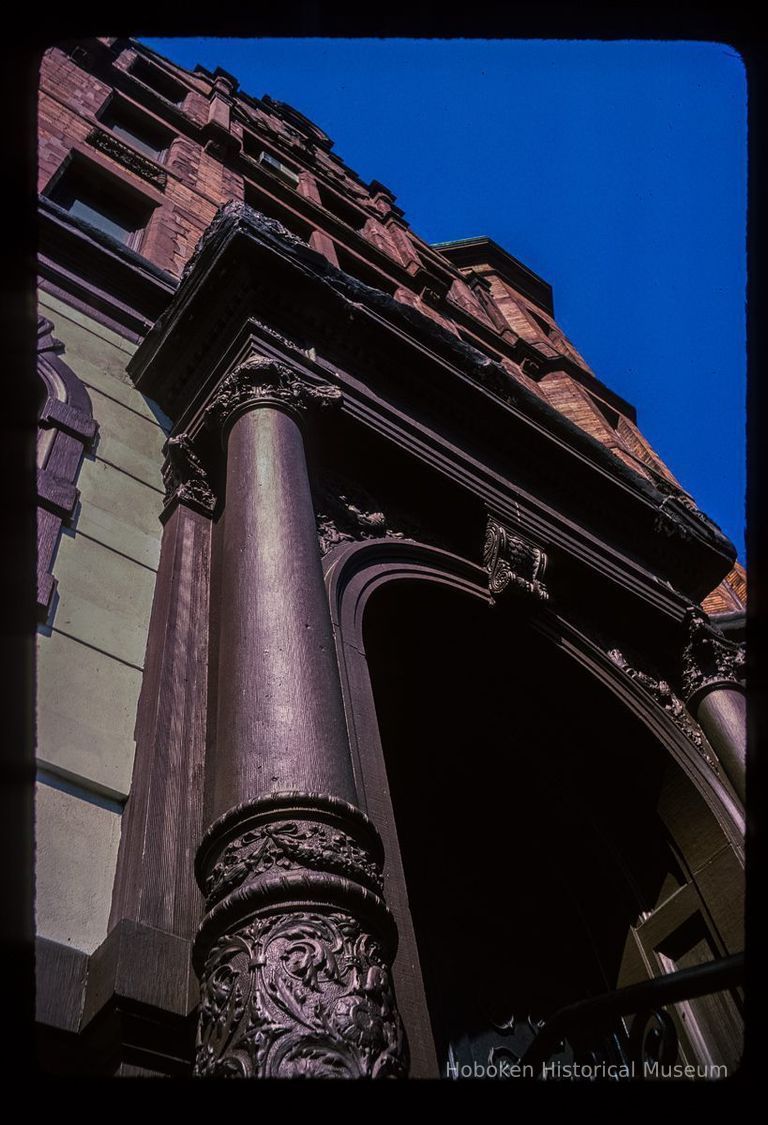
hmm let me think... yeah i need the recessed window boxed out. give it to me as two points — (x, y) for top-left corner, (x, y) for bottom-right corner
(98, 100), (172, 161)
(258, 150), (300, 187)
(588, 394), (621, 429)
(316, 183), (366, 231)
(243, 133), (301, 186)
(243, 184), (312, 243)
(335, 246), (396, 294)
(47, 161), (154, 250)
(129, 57), (187, 105)
(529, 309), (555, 338)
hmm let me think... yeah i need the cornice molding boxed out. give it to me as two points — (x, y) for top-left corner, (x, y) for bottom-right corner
(127, 202), (736, 607)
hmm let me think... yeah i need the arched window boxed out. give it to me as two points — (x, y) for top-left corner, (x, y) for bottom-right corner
(36, 315), (98, 620)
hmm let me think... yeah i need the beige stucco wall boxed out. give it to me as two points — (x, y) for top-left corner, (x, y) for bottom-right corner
(36, 291), (167, 953)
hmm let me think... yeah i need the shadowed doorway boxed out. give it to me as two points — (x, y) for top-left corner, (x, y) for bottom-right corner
(361, 579), (743, 1075)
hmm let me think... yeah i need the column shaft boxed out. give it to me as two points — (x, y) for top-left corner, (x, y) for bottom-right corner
(212, 406), (356, 819)
(691, 687), (746, 804)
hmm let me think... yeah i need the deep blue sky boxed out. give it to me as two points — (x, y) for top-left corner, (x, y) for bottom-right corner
(142, 38), (746, 562)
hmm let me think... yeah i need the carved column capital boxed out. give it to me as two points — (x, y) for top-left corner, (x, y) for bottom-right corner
(483, 518), (549, 602)
(204, 353), (342, 440)
(161, 433), (216, 519)
(193, 792), (407, 1078)
(681, 607), (745, 705)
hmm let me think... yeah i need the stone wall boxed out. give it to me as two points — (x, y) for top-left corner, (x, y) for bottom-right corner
(36, 290), (167, 953)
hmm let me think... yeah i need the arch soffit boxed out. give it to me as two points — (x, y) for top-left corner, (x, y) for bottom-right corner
(323, 536), (744, 853)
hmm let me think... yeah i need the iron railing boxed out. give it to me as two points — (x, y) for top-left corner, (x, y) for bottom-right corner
(519, 952), (744, 1078)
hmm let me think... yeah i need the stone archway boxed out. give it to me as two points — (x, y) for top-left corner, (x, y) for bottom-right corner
(325, 539), (745, 1077)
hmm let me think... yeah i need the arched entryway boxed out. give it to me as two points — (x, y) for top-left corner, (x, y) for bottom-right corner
(326, 540), (744, 1079)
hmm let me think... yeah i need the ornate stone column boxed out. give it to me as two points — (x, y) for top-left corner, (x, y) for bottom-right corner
(192, 353), (408, 1078)
(681, 609), (746, 804)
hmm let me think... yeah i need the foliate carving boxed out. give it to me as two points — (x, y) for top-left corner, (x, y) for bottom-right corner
(193, 792), (408, 1079)
(483, 519), (549, 602)
(653, 475), (720, 531)
(182, 199), (242, 279)
(681, 608), (746, 703)
(86, 127), (167, 188)
(205, 353), (342, 435)
(205, 819), (384, 907)
(654, 499), (693, 542)
(162, 433), (216, 516)
(608, 649), (720, 772)
(315, 476), (410, 557)
(182, 200), (306, 281)
(195, 910), (406, 1078)
(249, 318), (310, 358)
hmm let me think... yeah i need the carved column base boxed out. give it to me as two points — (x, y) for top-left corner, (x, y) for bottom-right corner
(192, 793), (408, 1078)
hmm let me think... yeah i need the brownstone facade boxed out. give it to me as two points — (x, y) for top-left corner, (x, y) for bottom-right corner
(35, 38), (745, 1078)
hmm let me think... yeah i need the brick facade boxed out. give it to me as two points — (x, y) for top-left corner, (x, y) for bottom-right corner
(34, 36), (746, 1080)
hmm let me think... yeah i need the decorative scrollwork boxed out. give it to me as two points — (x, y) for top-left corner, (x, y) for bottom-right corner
(681, 607), (746, 704)
(193, 792), (408, 1079)
(86, 127), (167, 188)
(483, 518), (549, 602)
(608, 649), (720, 772)
(162, 433), (216, 516)
(628, 1009), (678, 1069)
(314, 475), (411, 556)
(195, 910), (407, 1078)
(205, 353), (342, 436)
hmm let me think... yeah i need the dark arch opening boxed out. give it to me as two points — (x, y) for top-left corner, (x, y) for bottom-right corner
(361, 578), (743, 1072)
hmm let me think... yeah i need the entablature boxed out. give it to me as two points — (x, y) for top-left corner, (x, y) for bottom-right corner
(127, 202), (736, 617)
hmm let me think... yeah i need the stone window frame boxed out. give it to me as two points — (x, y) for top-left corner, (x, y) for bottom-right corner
(95, 92), (175, 164)
(36, 315), (98, 621)
(127, 55), (188, 108)
(43, 150), (159, 252)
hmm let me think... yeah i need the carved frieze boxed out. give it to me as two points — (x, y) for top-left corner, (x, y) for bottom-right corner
(681, 607), (746, 704)
(315, 476), (411, 557)
(483, 519), (549, 602)
(608, 648), (720, 772)
(86, 127), (167, 188)
(248, 318), (310, 358)
(193, 792), (408, 1078)
(205, 353), (342, 436)
(162, 433), (216, 517)
(205, 818), (384, 907)
(653, 475), (721, 533)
